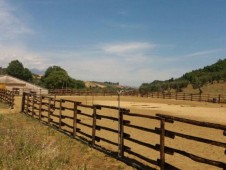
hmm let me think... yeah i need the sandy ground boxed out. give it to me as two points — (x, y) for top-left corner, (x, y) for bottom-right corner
(10, 95), (226, 170)
(61, 95), (226, 124)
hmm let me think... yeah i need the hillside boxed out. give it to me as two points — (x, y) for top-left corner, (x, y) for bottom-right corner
(84, 81), (132, 90)
(139, 58), (226, 94)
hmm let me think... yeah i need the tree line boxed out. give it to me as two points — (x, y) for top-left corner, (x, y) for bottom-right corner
(139, 58), (226, 94)
(0, 60), (85, 89)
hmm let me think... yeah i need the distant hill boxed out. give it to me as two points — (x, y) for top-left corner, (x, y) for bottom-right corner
(30, 68), (45, 75)
(84, 81), (134, 90)
(139, 58), (226, 94)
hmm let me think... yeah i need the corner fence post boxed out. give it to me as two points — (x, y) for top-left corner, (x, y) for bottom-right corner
(160, 118), (165, 170)
(21, 92), (26, 113)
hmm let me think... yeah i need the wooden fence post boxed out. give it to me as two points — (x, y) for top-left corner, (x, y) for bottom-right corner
(59, 99), (63, 129)
(118, 109), (125, 158)
(92, 106), (97, 146)
(32, 94), (35, 118)
(73, 102), (78, 137)
(21, 92), (26, 113)
(160, 118), (165, 170)
(26, 94), (29, 115)
(218, 95), (221, 103)
(48, 98), (51, 124)
(39, 96), (43, 120)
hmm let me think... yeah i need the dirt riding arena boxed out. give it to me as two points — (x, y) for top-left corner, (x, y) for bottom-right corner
(16, 95), (226, 169)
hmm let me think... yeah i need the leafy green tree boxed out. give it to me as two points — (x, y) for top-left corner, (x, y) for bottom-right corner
(23, 68), (33, 81)
(42, 65), (85, 89)
(6, 60), (24, 79)
(43, 70), (69, 89)
(191, 77), (207, 94)
(6, 60), (32, 81)
(44, 65), (67, 78)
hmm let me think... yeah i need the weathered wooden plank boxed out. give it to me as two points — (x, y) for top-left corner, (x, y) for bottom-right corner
(77, 121), (93, 128)
(61, 114), (73, 119)
(77, 130), (92, 139)
(156, 114), (226, 130)
(165, 146), (226, 168)
(78, 104), (94, 109)
(124, 136), (157, 150)
(124, 112), (161, 120)
(77, 112), (93, 118)
(155, 128), (226, 148)
(95, 136), (117, 146)
(96, 125), (118, 133)
(124, 123), (158, 134)
(61, 122), (73, 129)
(96, 114), (118, 121)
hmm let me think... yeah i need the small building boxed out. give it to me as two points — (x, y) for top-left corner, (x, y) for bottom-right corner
(0, 75), (48, 95)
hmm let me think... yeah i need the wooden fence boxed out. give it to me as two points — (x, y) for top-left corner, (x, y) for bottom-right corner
(49, 89), (226, 104)
(0, 89), (14, 108)
(144, 92), (226, 104)
(21, 92), (226, 170)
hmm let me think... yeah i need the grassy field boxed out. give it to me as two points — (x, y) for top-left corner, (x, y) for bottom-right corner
(0, 103), (132, 170)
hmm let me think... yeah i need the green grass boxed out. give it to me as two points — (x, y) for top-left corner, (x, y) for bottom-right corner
(0, 112), (129, 170)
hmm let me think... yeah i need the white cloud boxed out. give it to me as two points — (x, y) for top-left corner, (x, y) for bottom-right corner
(184, 48), (226, 58)
(102, 42), (156, 54)
(0, 45), (49, 70)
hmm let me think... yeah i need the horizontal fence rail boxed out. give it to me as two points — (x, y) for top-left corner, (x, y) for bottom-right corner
(21, 92), (226, 170)
(0, 89), (14, 108)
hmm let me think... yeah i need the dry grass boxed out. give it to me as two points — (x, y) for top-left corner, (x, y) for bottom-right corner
(182, 81), (226, 95)
(0, 103), (131, 170)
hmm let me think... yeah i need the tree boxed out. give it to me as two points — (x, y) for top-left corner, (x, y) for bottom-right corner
(23, 68), (33, 82)
(43, 70), (69, 89)
(6, 60), (24, 79)
(191, 77), (207, 94)
(42, 65), (85, 89)
(6, 60), (32, 81)
(44, 66), (67, 78)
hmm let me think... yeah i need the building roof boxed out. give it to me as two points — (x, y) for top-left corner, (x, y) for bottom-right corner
(0, 75), (48, 94)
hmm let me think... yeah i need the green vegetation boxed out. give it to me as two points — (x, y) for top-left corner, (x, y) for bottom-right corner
(6, 60), (33, 82)
(140, 58), (226, 94)
(1, 60), (85, 90)
(41, 66), (85, 89)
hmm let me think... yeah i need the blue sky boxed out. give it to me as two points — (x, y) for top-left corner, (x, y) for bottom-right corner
(0, 0), (226, 86)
